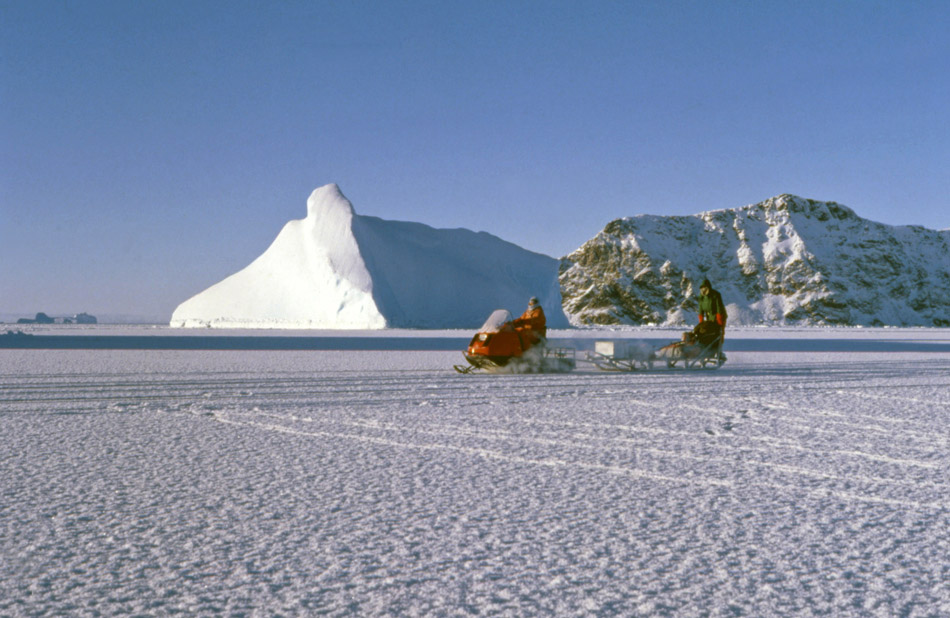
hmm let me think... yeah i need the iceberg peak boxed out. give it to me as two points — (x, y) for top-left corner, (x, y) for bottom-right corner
(171, 183), (567, 329)
(307, 183), (355, 219)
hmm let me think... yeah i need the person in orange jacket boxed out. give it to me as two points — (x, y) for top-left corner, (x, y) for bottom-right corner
(513, 297), (546, 339)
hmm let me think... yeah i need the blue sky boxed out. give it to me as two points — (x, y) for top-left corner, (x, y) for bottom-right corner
(2, 1), (948, 320)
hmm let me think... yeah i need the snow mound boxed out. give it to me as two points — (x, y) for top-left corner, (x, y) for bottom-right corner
(171, 184), (567, 329)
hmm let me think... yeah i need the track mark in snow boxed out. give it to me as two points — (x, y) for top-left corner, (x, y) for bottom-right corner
(210, 411), (947, 507)
(764, 482), (948, 511)
(748, 395), (945, 430)
(739, 436), (940, 469)
(727, 395), (950, 447)
(743, 459), (934, 489)
(520, 418), (697, 440)
(837, 389), (950, 408)
(211, 414), (734, 489)
(524, 413), (941, 471)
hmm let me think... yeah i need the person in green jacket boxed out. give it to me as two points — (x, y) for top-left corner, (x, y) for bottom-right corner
(698, 279), (727, 328)
(698, 279), (727, 362)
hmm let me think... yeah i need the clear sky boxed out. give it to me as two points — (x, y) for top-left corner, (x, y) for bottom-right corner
(2, 1), (948, 320)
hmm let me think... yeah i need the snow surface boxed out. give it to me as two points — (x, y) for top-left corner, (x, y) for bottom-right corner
(2, 328), (950, 615)
(171, 184), (567, 330)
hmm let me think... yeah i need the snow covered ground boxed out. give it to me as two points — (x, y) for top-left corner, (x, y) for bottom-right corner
(2, 328), (949, 616)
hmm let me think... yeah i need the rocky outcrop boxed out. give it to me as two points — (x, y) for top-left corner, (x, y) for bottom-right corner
(559, 195), (950, 326)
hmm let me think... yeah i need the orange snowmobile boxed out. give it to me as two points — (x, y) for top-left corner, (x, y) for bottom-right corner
(454, 309), (574, 374)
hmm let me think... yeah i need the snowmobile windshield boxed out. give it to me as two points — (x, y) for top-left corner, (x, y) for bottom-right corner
(479, 309), (512, 333)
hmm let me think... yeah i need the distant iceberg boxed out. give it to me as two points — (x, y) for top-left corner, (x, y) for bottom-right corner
(171, 184), (567, 329)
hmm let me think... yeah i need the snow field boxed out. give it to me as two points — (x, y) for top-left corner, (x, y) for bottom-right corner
(1, 342), (949, 615)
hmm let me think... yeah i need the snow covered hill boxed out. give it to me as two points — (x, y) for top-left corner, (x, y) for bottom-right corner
(560, 195), (950, 327)
(171, 184), (567, 329)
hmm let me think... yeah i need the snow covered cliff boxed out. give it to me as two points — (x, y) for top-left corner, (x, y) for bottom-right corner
(559, 195), (950, 327)
(171, 184), (567, 329)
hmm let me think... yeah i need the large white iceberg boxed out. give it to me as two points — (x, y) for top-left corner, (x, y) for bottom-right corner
(171, 184), (567, 329)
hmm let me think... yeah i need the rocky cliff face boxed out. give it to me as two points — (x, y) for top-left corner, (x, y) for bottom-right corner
(559, 195), (950, 327)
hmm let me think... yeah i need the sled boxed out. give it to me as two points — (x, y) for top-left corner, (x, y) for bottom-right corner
(586, 340), (656, 371)
(590, 325), (726, 372)
(655, 332), (725, 370)
(454, 309), (576, 374)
